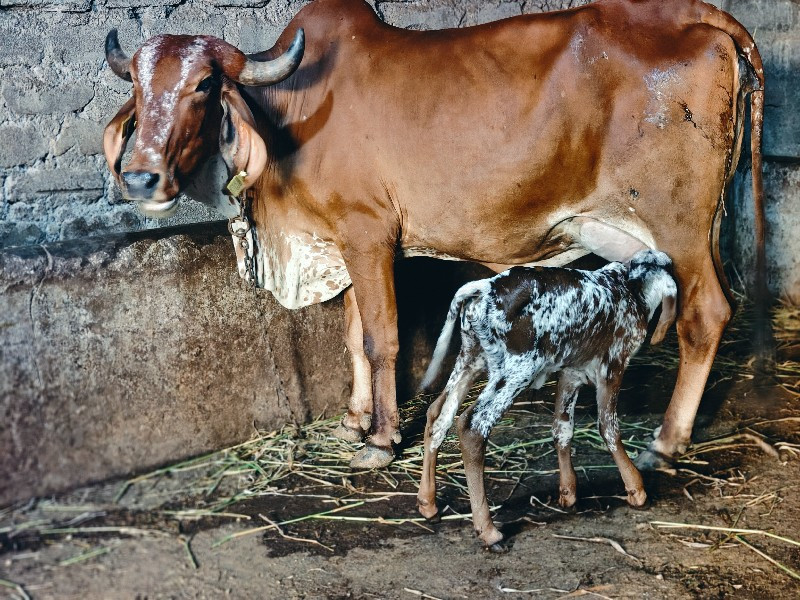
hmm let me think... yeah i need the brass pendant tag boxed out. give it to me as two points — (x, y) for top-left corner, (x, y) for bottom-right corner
(226, 171), (248, 197)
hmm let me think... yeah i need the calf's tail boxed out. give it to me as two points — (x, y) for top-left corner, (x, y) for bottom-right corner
(418, 281), (485, 393)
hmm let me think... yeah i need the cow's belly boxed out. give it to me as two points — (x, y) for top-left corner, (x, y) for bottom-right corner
(401, 213), (655, 270)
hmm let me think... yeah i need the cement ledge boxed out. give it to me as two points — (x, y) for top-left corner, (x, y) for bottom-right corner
(0, 222), (489, 506)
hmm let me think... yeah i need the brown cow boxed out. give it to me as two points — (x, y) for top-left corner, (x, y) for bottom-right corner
(103, 0), (766, 470)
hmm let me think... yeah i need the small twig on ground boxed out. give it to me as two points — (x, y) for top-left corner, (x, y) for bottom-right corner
(182, 536), (199, 569)
(403, 588), (444, 600)
(58, 546), (111, 567)
(552, 534), (642, 566)
(651, 521), (800, 547)
(258, 513), (334, 552)
(530, 495), (569, 514)
(499, 585), (570, 594)
(734, 535), (800, 581)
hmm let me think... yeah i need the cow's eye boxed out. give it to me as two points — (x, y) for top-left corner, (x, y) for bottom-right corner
(195, 76), (216, 93)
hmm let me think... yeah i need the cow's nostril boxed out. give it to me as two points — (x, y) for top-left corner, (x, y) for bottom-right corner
(121, 171), (161, 198)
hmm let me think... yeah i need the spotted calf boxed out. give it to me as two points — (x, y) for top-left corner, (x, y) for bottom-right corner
(416, 250), (677, 550)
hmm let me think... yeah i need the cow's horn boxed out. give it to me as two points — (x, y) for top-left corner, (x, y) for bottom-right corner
(105, 29), (132, 82)
(237, 28), (305, 86)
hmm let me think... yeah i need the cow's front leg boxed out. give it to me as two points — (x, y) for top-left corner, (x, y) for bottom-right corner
(341, 236), (401, 469)
(333, 287), (372, 443)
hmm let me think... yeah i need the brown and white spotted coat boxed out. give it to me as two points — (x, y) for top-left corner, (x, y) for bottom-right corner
(416, 250), (677, 550)
(103, 0), (767, 471)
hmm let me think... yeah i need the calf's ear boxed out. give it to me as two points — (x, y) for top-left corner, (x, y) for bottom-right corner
(103, 96), (136, 187)
(651, 288), (677, 345)
(219, 84), (267, 190)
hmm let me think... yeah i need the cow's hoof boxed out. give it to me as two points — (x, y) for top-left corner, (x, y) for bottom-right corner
(350, 444), (394, 469)
(635, 448), (674, 472)
(333, 421), (365, 443)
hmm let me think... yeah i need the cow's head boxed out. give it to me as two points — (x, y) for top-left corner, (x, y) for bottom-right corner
(103, 28), (304, 216)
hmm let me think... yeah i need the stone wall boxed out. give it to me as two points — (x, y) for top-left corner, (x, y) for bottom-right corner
(0, 0), (797, 298)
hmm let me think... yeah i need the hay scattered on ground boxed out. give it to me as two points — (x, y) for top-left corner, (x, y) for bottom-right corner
(1, 298), (797, 582)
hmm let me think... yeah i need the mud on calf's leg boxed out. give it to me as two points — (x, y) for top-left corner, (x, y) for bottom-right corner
(637, 263), (732, 471)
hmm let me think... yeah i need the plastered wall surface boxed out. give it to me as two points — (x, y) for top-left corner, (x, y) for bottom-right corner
(0, 0), (797, 298)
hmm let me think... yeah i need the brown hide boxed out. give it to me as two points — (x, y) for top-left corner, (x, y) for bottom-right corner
(104, 0), (766, 468)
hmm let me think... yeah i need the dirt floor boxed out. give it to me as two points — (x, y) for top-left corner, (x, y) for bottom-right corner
(2, 311), (800, 599)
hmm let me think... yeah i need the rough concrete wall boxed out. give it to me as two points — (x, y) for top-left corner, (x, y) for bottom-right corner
(0, 0), (797, 297)
(0, 223), (351, 504)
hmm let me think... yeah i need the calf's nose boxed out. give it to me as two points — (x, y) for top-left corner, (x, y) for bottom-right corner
(121, 170), (160, 198)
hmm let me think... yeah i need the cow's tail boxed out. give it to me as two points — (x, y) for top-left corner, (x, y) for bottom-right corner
(418, 281), (484, 394)
(701, 7), (773, 370)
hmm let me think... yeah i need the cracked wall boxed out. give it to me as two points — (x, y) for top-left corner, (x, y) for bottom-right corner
(0, 0), (798, 299)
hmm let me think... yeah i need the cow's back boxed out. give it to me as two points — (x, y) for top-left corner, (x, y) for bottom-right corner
(262, 0), (748, 267)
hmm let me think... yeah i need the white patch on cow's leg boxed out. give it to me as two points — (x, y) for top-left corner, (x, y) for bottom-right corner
(337, 287), (371, 440)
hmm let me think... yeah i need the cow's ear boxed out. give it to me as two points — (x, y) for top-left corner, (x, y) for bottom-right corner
(103, 96), (136, 186)
(219, 84), (267, 190)
(651, 285), (677, 345)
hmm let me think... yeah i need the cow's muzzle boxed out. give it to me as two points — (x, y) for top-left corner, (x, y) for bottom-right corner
(120, 169), (179, 216)
(122, 170), (160, 199)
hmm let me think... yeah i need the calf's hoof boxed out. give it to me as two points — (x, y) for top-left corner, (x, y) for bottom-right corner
(350, 444), (394, 469)
(417, 499), (440, 523)
(634, 448), (674, 472)
(478, 527), (504, 551)
(417, 497), (442, 523)
(486, 541), (509, 554)
(627, 489), (649, 510)
(558, 488), (578, 510)
(333, 421), (365, 443)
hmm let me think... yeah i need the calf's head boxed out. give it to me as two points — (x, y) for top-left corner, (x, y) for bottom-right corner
(628, 250), (678, 345)
(103, 28), (304, 216)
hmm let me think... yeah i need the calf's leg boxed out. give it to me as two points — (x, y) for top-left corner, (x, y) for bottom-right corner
(418, 339), (483, 520)
(458, 405), (504, 550)
(333, 287), (372, 443)
(460, 373), (531, 550)
(552, 372), (582, 508)
(597, 373), (646, 507)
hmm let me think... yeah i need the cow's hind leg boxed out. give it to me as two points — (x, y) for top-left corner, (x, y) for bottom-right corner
(418, 337), (483, 521)
(552, 371), (582, 508)
(637, 256), (732, 470)
(333, 287), (372, 443)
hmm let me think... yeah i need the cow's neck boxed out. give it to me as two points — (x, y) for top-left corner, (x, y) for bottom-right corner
(183, 153), (241, 219)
